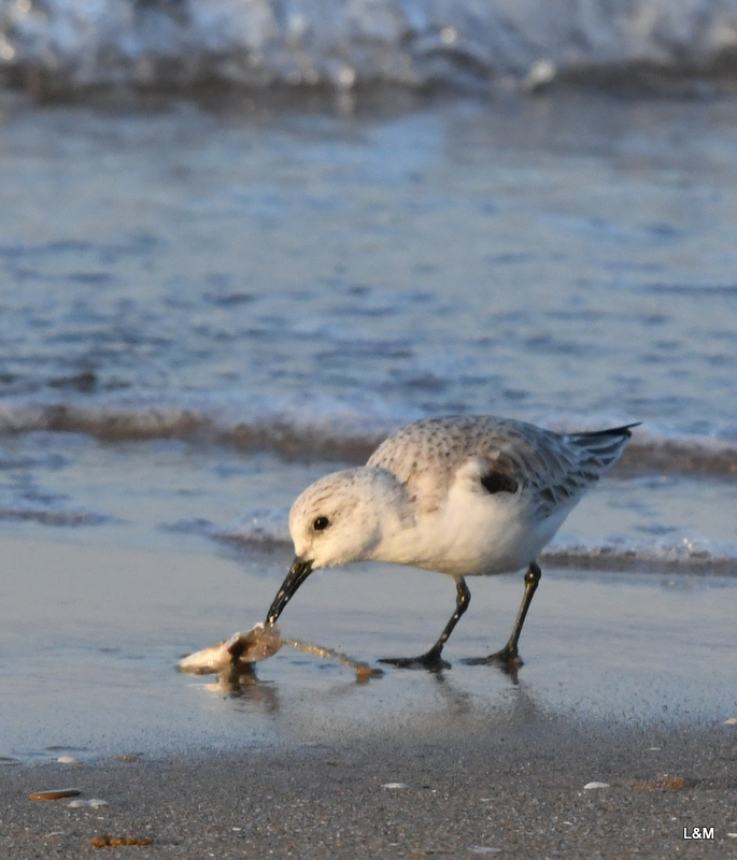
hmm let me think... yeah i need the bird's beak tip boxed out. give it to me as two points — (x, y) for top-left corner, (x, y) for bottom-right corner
(265, 556), (314, 625)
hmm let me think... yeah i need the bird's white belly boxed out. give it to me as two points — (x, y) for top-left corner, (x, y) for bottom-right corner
(410, 492), (571, 577)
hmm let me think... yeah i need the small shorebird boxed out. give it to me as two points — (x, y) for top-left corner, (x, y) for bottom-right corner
(265, 415), (638, 670)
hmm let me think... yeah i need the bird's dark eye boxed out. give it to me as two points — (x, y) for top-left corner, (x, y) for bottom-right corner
(313, 516), (330, 531)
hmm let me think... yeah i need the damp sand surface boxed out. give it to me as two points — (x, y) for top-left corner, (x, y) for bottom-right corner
(2, 715), (737, 859)
(1, 537), (737, 857)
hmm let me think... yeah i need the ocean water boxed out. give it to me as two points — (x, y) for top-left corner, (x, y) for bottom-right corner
(1, 48), (737, 756)
(1, 90), (737, 568)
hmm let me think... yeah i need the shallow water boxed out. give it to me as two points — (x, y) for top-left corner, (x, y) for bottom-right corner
(1, 538), (735, 761)
(1, 87), (736, 759)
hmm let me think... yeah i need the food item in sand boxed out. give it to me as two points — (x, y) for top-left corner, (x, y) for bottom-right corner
(281, 638), (383, 680)
(29, 788), (81, 801)
(178, 624), (382, 680)
(177, 623), (282, 674)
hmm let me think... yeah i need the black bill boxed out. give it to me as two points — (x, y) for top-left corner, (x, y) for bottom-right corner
(265, 556), (314, 625)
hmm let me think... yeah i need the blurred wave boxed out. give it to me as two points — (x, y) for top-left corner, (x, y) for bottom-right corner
(2, 0), (737, 96)
(0, 505), (110, 526)
(2, 396), (737, 476)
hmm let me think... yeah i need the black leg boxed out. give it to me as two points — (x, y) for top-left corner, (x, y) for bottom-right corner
(463, 561), (541, 670)
(380, 577), (470, 671)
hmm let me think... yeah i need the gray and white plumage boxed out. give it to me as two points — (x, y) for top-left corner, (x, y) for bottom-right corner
(287, 415), (636, 578)
(369, 415), (632, 518)
(266, 414), (637, 665)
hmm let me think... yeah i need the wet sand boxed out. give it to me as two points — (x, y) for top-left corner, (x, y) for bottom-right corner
(1, 537), (736, 857)
(2, 722), (737, 858)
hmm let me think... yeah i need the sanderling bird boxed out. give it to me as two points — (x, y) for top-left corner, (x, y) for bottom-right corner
(265, 415), (638, 670)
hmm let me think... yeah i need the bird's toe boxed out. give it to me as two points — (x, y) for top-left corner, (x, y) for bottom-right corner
(378, 651), (450, 671)
(462, 648), (524, 672)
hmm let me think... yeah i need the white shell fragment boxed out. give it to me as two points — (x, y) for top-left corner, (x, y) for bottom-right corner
(68, 798), (108, 808)
(723, 717), (737, 725)
(521, 59), (557, 93)
(382, 782), (408, 789)
(57, 756), (80, 765)
(583, 781), (610, 790)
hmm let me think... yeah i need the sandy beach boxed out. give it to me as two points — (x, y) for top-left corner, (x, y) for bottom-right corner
(2, 537), (736, 858)
(2, 718), (736, 858)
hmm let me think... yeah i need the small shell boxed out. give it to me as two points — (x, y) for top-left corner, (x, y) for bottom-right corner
(68, 798), (108, 808)
(30, 789), (81, 801)
(583, 782), (609, 790)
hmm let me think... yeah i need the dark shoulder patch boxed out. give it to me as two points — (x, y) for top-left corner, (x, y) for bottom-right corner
(481, 471), (518, 495)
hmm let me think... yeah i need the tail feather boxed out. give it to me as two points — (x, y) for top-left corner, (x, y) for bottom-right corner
(574, 422), (641, 439)
(565, 422), (639, 475)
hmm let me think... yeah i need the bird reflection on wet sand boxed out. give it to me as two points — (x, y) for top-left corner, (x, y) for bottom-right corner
(195, 652), (544, 739)
(203, 663), (280, 712)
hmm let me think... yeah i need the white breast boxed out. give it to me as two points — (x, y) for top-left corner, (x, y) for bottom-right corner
(393, 463), (575, 577)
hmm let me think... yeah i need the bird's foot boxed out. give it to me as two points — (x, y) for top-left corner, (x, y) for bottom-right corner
(379, 648), (449, 672)
(462, 645), (523, 673)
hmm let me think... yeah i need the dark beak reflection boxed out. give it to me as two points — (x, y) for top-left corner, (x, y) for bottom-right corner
(265, 556), (313, 625)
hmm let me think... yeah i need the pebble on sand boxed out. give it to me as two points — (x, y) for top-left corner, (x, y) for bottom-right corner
(583, 782), (610, 790)
(723, 717), (737, 725)
(90, 835), (153, 848)
(29, 788), (81, 801)
(68, 798), (108, 808)
(57, 755), (80, 765)
(382, 782), (408, 789)
(631, 775), (689, 792)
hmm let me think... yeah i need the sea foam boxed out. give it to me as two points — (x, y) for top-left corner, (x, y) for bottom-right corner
(2, 0), (737, 96)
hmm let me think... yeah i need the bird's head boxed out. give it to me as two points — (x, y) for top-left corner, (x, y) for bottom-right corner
(264, 467), (408, 625)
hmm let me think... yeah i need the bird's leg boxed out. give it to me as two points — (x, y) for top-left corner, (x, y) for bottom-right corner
(463, 561), (541, 670)
(379, 577), (470, 671)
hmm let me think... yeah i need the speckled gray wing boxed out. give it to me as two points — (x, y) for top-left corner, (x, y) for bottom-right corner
(367, 416), (635, 518)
